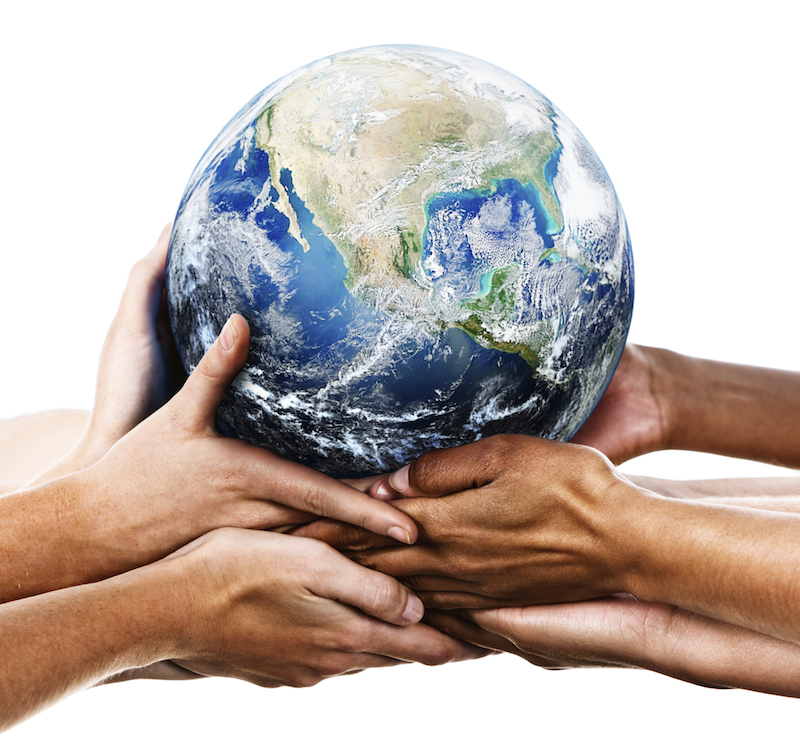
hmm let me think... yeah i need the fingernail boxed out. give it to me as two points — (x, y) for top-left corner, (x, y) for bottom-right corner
(219, 317), (238, 351)
(387, 525), (411, 545)
(389, 464), (411, 494)
(157, 222), (172, 243)
(372, 479), (394, 500)
(401, 593), (424, 624)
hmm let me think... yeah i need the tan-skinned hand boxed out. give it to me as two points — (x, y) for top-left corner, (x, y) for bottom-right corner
(0, 527), (487, 730)
(47, 311), (419, 590)
(160, 528), (486, 687)
(293, 435), (632, 610)
(425, 596), (800, 697)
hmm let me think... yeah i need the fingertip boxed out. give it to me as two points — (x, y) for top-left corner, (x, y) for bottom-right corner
(230, 313), (250, 339)
(177, 314), (251, 425)
(370, 476), (397, 501)
(387, 525), (413, 545)
(386, 509), (417, 544)
(157, 222), (172, 244)
(218, 315), (239, 351)
(147, 223), (172, 264)
(216, 314), (250, 355)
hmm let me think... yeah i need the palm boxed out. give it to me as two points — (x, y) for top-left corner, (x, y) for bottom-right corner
(88, 230), (186, 454)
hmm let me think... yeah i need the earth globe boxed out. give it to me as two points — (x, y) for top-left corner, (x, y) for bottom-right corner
(166, 45), (634, 478)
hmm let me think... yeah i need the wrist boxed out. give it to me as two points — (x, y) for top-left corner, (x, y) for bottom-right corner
(634, 346), (687, 453)
(94, 556), (192, 666)
(0, 556), (192, 730)
(597, 476), (661, 596)
(565, 448), (655, 598)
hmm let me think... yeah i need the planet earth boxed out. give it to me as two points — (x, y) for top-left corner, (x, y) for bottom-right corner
(166, 45), (634, 478)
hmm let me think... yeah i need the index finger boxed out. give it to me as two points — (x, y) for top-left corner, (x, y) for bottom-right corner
(245, 451), (419, 545)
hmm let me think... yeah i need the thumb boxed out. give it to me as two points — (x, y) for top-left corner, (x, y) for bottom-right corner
(315, 550), (425, 627)
(172, 314), (251, 430)
(375, 436), (511, 499)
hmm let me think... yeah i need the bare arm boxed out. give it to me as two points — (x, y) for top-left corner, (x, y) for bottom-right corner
(573, 345), (800, 468)
(0, 314), (418, 604)
(0, 528), (480, 732)
(0, 411), (89, 494)
(663, 352), (800, 468)
(0, 232), (420, 604)
(297, 436), (800, 647)
(627, 475), (800, 499)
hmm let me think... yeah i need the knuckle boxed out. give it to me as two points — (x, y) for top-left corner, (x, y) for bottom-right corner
(351, 551), (379, 571)
(420, 637), (456, 666)
(299, 537), (336, 566)
(195, 344), (223, 380)
(411, 448), (450, 488)
(363, 575), (405, 619)
(292, 481), (334, 518)
(338, 524), (377, 551)
(334, 631), (362, 655)
(127, 255), (150, 283)
(478, 434), (519, 470)
(313, 654), (349, 679)
(291, 669), (324, 688)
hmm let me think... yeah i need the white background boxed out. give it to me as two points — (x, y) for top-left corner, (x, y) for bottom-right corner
(2, 1), (799, 753)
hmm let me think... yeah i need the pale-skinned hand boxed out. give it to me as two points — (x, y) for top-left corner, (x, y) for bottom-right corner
(0, 528), (487, 729)
(0, 310), (419, 602)
(27, 226), (185, 486)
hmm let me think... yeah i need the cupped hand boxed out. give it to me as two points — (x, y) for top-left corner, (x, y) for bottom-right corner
(162, 528), (486, 688)
(81, 225), (185, 462)
(426, 597), (800, 697)
(293, 435), (638, 610)
(571, 344), (671, 464)
(28, 226), (184, 486)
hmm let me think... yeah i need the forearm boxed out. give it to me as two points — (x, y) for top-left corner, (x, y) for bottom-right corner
(0, 411), (89, 493)
(0, 469), (171, 602)
(642, 605), (800, 697)
(628, 475), (800, 498)
(0, 560), (182, 732)
(619, 488), (800, 644)
(628, 475), (800, 509)
(656, 349), (800, 467)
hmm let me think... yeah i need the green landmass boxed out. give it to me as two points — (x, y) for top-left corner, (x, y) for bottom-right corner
(452, 265), (545, 370)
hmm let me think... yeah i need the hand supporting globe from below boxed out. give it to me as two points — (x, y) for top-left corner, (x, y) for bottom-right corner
(166, 45), (634, 477)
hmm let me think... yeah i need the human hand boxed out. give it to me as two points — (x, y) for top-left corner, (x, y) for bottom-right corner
(9, 313), (419, 598)
(293, 435), (639, 610)
(426, 596), (800, 697)
(0, 528), (485, 730)
(161, 528), (485, 687)
(25, 226), (184, 487)
(79, 225), (184, 462)
(571, 344), (672, 464)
